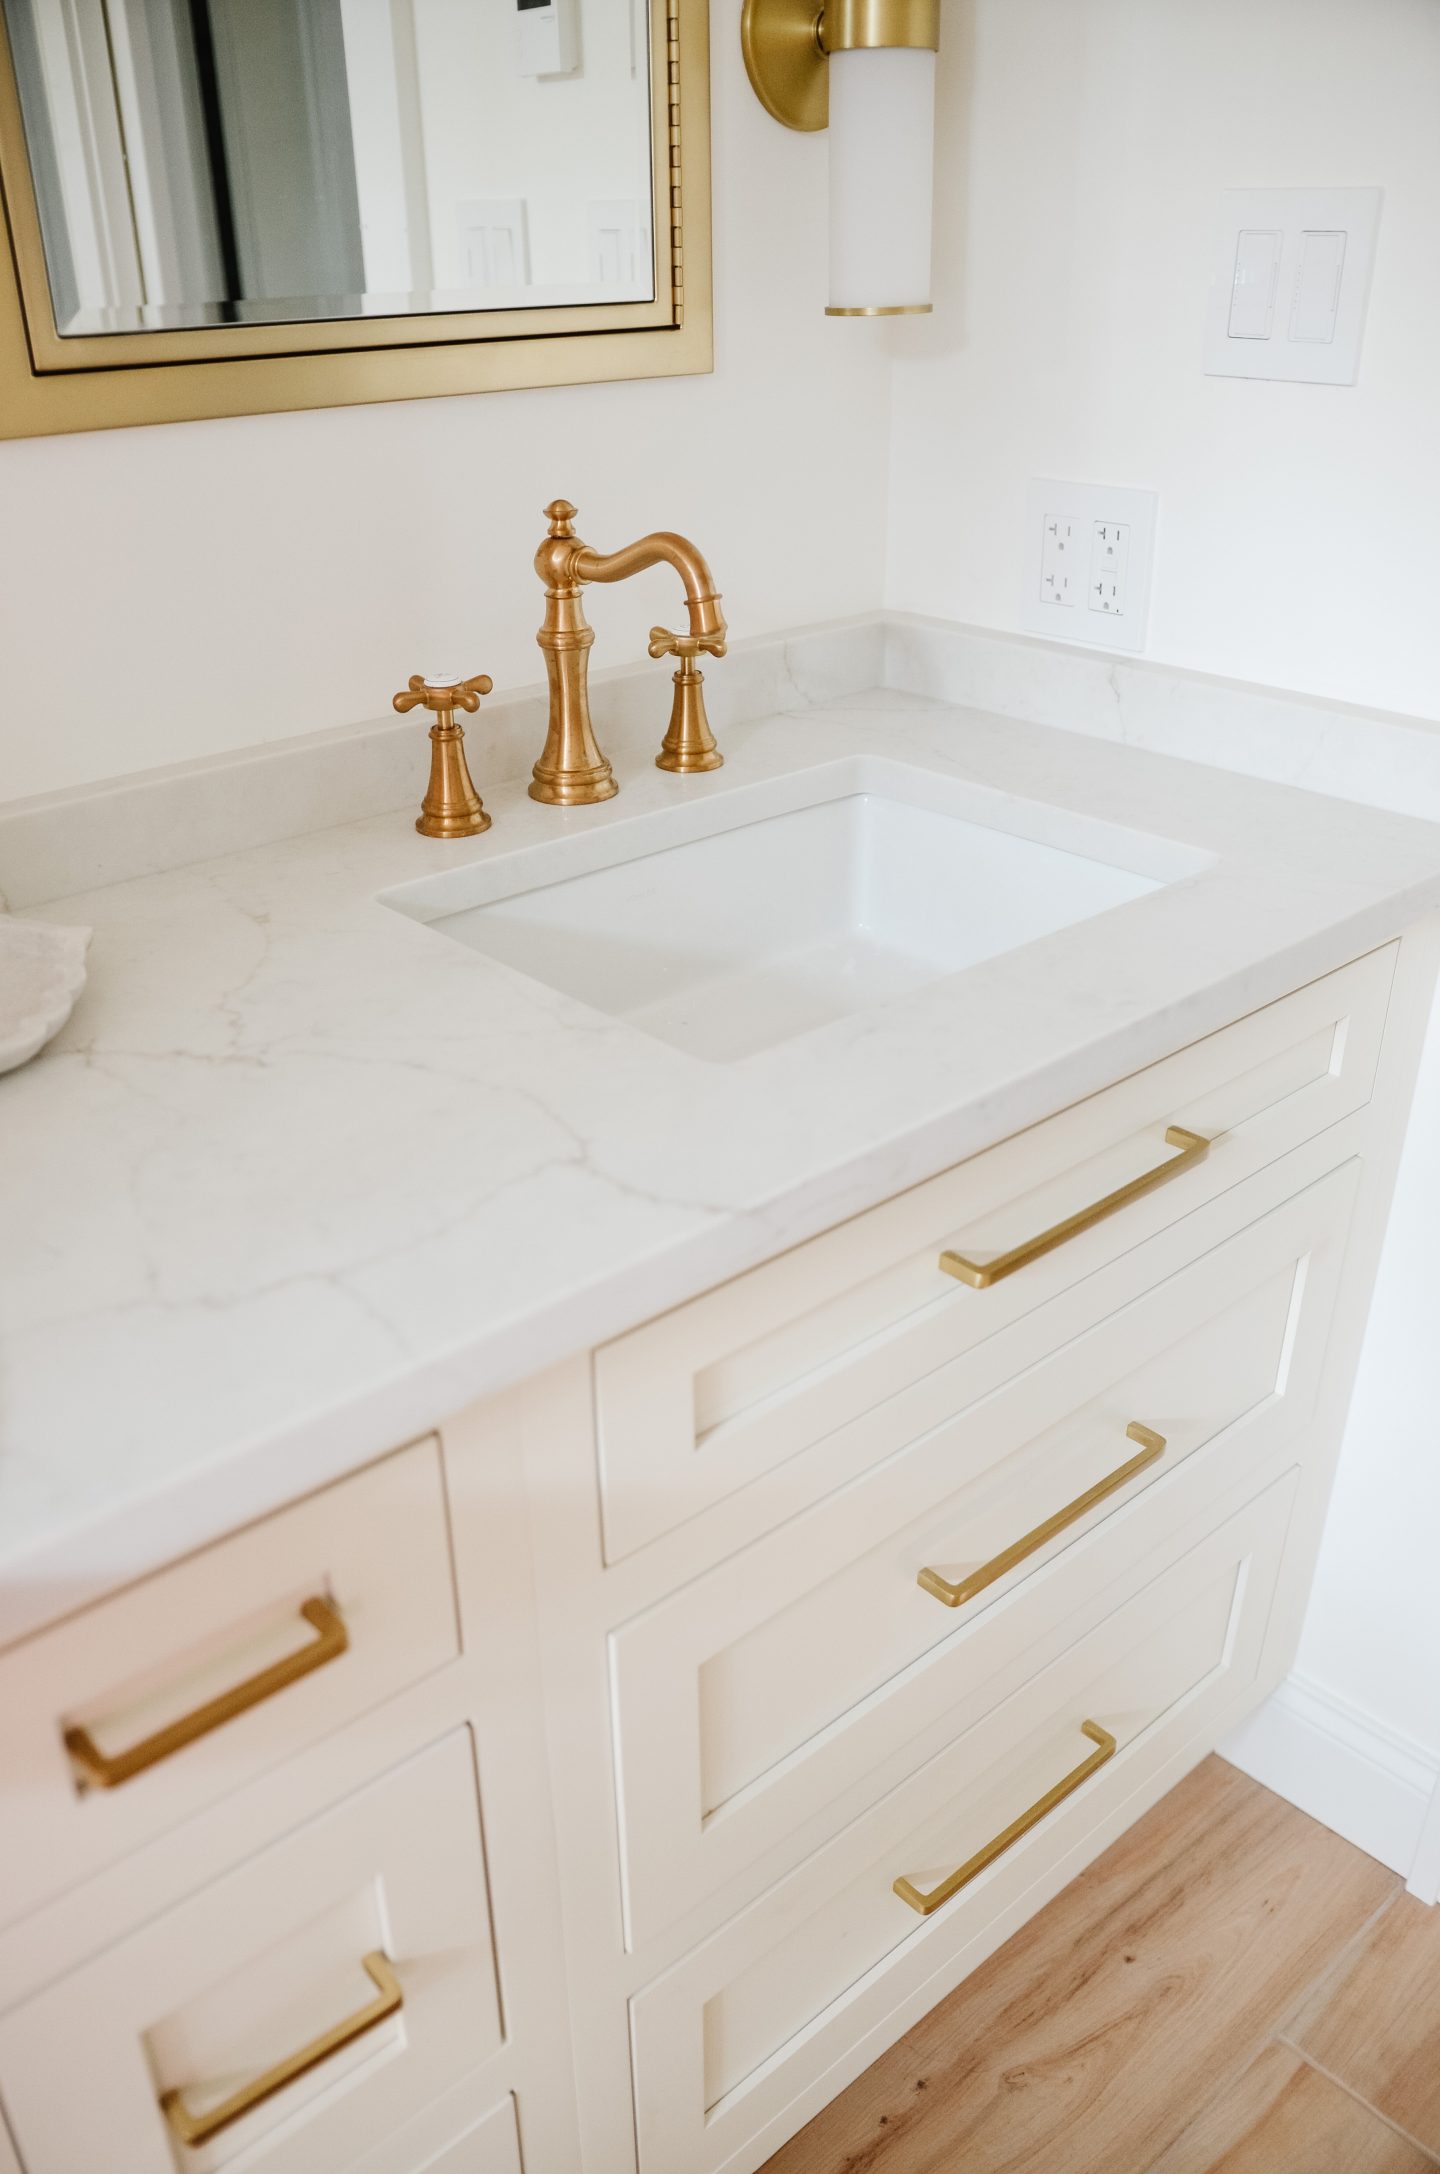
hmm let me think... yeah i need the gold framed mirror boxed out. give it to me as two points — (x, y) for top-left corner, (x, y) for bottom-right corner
(0, 0), (710, 437)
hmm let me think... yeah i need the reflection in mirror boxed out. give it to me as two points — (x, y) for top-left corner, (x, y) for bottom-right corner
(2, 0), (655, 335)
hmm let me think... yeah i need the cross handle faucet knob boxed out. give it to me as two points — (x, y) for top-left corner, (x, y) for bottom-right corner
(648, 624), (727, 662)
(393, 671), (494, 717)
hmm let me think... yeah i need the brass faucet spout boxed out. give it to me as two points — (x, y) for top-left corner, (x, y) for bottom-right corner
(574, 533), (728, 654)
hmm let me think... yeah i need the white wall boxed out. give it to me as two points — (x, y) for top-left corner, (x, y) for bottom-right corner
(887, 0), (1440, 722)
(0, 8), (890, 804)
(885, 0), (1440, 1857)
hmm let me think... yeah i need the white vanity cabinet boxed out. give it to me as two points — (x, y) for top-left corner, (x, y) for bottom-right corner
(0, 934), (1432, 2174)
(0, 1410), (578, 2174)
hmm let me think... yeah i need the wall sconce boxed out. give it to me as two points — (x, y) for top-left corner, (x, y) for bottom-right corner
(741, 0), (939, 316)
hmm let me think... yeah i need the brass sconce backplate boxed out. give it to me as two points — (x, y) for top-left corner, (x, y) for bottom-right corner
(742, 0), (941, 130)
(742, 0), (828, 130)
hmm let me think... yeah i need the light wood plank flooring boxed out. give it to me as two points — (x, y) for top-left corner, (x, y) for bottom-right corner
(762, 1756), (1440, 2174)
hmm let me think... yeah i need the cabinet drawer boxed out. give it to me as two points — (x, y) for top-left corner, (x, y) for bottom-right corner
(630, 1473), (1296, 2174)
(0, 1438), (457, 1927)
(596, 947), (1392, 1564)
(0, 1732), (499, 2174)
(612, 1162), (1355, 1949)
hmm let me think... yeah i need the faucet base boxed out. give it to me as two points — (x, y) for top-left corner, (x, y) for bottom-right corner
(418, 804), (492, 838)
(529, 759), (619, 807)
(656, 660), (724, 775)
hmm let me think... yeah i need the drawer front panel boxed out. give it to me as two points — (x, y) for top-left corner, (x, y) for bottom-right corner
(630, 1474), (1296, 2174)
(0, 1439), (457, 1928)
(596, 947), (1392, 1564)
(0, 1732), (500, 2174)
(612, 1163), (1356, 1948)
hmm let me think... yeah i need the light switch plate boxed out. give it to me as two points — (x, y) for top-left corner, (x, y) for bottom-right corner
(1203, 188), (1381, 386)
(1021, 481), (1158, 655)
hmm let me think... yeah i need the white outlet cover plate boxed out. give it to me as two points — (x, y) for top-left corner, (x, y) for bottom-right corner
(1203, 187), (1382, 386)
(1021, 480), (1158, 656)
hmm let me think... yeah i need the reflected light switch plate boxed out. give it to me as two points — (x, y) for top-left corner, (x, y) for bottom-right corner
(1203, 188), (1381, 386)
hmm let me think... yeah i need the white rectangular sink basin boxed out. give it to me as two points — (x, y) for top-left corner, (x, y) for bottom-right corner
(383, 762), (1203, 1064)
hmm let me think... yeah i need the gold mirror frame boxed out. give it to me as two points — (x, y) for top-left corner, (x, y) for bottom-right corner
(0, 0), (711, 437)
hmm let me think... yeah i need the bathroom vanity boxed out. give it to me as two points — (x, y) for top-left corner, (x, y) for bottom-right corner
(3, 685), (1440, 2173)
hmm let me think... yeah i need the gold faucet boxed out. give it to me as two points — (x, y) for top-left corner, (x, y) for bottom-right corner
(531, 500), (728, 805)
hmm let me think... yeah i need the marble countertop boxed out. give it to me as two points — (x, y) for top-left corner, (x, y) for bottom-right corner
(6, 685), (1440, 1642)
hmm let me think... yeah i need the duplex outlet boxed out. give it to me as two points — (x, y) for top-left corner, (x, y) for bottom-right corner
(1090, 520), (1130, 616)
(1022, 482), (1157, 655)
(1040, 517), (1078, 607)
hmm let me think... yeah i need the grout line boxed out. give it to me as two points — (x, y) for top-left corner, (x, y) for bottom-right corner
(1273, 1884), (1403, 2041)
(1276, 2040), (1440, 2166)
(1144, 1876), (1407, 2168)
(1131, 1887), (1400, 2174)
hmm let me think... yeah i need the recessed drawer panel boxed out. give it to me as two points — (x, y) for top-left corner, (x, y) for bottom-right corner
(354, 2093), (523, 2174)
(0, 1438), (457, 1928)
(416, 2100), (522, 2174)
(0, 1732), (499, 2174)
(596, 946), (1392, 1564)
(612, 1163), (1355, 1949)
(629, 1473), (1296, 2174)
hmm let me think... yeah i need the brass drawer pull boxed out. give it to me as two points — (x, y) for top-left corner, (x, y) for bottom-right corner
(939, 1126), (1212, 1290)
(917, 1422), (1167, 1609)
(893, 1720), (1118, 1917)
(160, 1949), (402, 2147)
(64, 1594), (348, 1791)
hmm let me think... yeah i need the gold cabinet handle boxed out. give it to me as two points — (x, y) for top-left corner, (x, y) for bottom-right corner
(917, 1422), (1167, 1609)
(893, 1720), (1117, 1917)
(940, 1126), (1212, 1290)
(160, 1950), (402, 2148)
(63, 1595), (348, 1791)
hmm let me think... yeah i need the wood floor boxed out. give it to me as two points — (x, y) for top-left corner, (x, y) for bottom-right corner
(762, 1757), (1440, 2174)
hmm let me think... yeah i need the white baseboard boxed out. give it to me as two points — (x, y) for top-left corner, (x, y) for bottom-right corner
(1222, 1673), (1440, 1901)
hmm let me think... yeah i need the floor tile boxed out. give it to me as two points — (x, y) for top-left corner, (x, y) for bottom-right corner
(1291, 1892), (1440, 2155)
(1149, 2041), (1434, 2173)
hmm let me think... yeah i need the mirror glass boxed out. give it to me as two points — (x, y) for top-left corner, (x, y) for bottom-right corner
(2, 0), (655, 335)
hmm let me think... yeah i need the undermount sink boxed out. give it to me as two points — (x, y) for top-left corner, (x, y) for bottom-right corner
(381, 760), (1204, 1064)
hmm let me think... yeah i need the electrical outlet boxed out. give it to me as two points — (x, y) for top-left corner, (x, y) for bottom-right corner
(1089, 520), (1130, 616)
(1022, 482), (1157, 654)
(1039, 517), (1078, 608)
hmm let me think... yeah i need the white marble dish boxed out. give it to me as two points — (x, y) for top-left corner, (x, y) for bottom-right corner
(0, 915), (90, 1073)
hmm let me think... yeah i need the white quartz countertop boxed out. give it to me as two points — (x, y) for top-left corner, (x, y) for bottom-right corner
(6, 687), (1440, 1642)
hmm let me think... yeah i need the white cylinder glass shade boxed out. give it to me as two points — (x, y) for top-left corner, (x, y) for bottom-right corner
(827, 46), (936, 314)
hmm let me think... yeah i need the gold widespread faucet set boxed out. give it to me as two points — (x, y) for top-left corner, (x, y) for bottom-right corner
(394, 500), (728, 840)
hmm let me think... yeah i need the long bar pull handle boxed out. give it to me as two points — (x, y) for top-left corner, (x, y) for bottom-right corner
(939, 1126), (1212, 1290)
(160, 1951), (402, 2147)
(64, 1595), (348, 1790)
(917, 1423), (1167, 1609)
(893, 1721), (1118, 1917)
